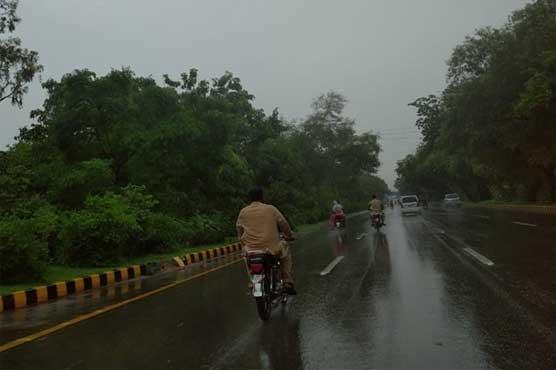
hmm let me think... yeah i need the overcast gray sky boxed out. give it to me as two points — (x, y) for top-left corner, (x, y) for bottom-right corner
(0, 0), (529, 188)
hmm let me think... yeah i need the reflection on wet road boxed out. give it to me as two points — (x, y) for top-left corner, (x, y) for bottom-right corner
(2, 208), (556, 369)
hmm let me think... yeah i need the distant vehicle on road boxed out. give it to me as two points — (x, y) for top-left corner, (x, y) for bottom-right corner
(330, 210), (346, 229)
(443, 193), (461, 207)
(400, 195), (421, 216)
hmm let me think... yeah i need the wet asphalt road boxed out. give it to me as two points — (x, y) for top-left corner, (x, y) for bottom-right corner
(2, 207), (556, 369)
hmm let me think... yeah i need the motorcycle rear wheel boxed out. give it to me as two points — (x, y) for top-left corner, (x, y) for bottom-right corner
(256, 296), (272, 321)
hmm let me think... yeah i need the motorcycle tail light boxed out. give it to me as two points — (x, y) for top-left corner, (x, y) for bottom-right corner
(249, 263), (264, 274)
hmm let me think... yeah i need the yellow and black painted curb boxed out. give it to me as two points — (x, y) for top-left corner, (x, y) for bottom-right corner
(172, 243), (242, 267)
(0, 265), (147, 313)
(0, 243), (243, 313)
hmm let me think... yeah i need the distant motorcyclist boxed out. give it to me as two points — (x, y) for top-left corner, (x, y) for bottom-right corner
(332, 200), (343, 213)
(236, 187), (297, 295)
(331, 200), (346, 227)
(368, 194), (385, 226)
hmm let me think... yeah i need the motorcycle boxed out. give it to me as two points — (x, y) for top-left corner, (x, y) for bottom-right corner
(330, 210), (346, 229)
(370, 212), (383, 232)
(246, 251), (289, 321)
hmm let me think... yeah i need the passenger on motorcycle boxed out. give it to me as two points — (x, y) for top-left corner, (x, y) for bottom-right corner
(236, 187), (297, 295)
(368, 194), (385, 226)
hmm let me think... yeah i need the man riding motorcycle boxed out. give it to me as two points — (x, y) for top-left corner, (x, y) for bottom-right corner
(332, 200), (343, 213)
(330, 200), (346, 227)
(236, 187), (297, 295)
(368, 194), (385, 226)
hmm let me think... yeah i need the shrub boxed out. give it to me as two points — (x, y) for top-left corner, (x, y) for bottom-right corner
(58, 192), (142, 266)
(0, 215), (50, 283)
(184, 213), (231, 245)
(57, 186), (182, 265)
(141, 212), (189, 254)
(119, 184), (159, 214)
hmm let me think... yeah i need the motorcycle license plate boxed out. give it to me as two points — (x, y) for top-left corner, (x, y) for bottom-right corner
(251, 275), (264, 297)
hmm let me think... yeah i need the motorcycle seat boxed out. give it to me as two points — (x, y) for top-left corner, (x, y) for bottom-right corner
(247, 252), (279, 265)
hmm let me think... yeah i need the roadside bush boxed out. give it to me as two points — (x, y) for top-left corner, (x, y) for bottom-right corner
(184, 213), (231, 245)
(119, 184), (159, 215)
(56, 185), (189, 266)
(0, 215), (50, 283)
(141, 212), (189, 254)
(58, 192), (142, 266)
(120, 185), (187, 254)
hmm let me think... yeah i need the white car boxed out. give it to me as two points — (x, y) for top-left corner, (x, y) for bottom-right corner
(400, 195), (421, 216)
(443, 193), (461, 207)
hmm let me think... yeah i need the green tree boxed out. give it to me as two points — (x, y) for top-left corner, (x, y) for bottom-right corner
(0, 0), (42, 106)
(1, 68), (389, 281)
(398, 0), (556, 203)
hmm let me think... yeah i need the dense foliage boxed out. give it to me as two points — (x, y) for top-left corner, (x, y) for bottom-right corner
(0, 68), (387, 282)
(0, 0), (42, 106)
(396, 0), (556, 203)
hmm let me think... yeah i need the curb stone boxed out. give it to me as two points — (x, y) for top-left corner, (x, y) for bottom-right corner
(0, 265), (147, 312)
(176, 243), (242, 267)
(0, 242), (243, 313)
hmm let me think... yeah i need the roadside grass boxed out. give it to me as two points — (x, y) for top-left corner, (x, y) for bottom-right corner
(464, 200), (556, 215)
(0, 239), (237, 296)
(0, 220), (328, 296)
(123, 238), (238, 266)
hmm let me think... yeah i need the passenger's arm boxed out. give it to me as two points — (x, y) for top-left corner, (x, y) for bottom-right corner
(236, 225), (244, 240)
(275, 207), (294, 240)
(235, 212), (245, 241)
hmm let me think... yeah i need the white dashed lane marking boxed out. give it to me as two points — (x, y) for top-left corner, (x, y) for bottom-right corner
(355, 233), (368, 240)
(463, 248), (495, 266)
(320, 256), (345, 276)
(512, 221), (537, 227)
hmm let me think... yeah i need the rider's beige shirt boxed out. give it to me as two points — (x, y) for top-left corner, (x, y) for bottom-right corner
(369, 199), (383, 213)
(236, 201), (292, 252)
